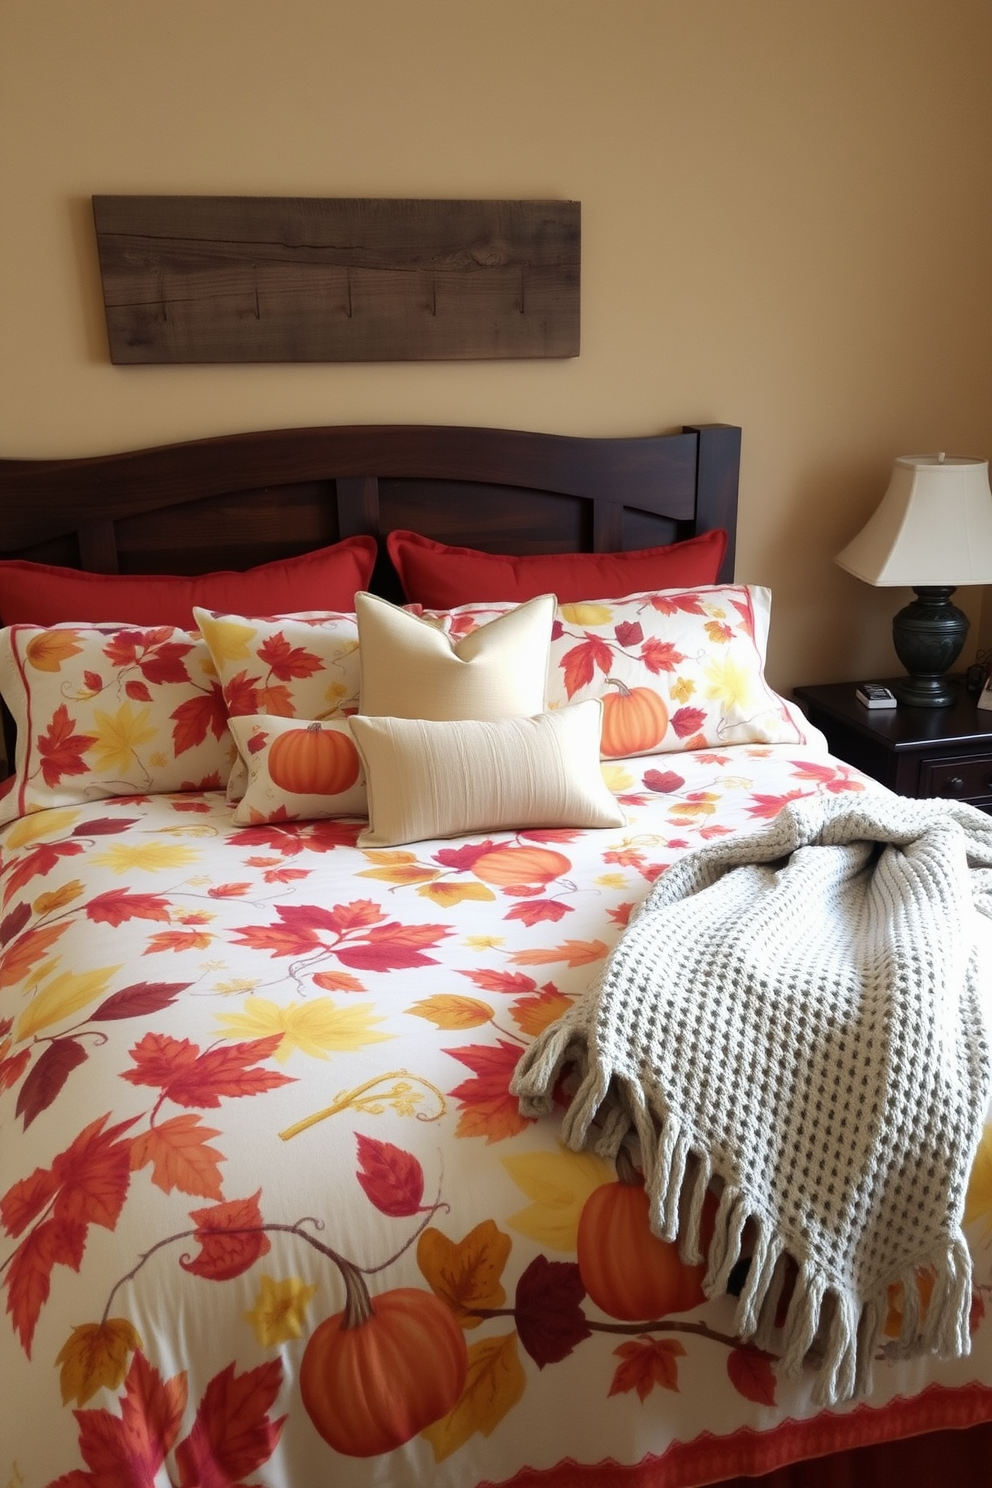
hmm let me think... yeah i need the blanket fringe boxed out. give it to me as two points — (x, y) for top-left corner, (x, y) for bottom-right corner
(513, 1052), (979, 1408)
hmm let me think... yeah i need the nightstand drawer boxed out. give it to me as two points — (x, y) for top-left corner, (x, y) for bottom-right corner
(918, 753), (992, 803)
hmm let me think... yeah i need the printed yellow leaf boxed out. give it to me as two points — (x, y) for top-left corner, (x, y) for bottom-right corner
(91, 842), (202, 873)
(668, 797), (718, 819)
(213, 994), (392, 1062)
(965, 1123), (992, 1235)
(56, 1318), (144, 1406)
(417, 881), (496, 909)
(510, 988), (572, 1038)
(90, 703), (158, 774)
(26, 629), (84, 673)
(358, 864), (442, 887)
(501, 1145), (614, 1251)
(4, 808), (81, 849)
(670, 676), (696, 704)
(244, 1274), (317, 1347)
(15, 964), (122, 1041)
(601, 763), (635, 793)
(702, 653), (758, 711)
(422, 1332), (525, 1462)
(559, 602), (613, 627)
(33, 879), (86, 916)
(409, 994), (493, 1030)
(417, 1219), (511, 1328)
(195, 613), (258, 663)
(361, 849), (420, 866)
(509, 938), (609, 968)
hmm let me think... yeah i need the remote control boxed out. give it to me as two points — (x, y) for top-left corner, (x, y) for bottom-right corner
(855, 683), (897, 709)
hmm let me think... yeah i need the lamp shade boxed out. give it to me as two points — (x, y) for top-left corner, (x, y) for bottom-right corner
(836, 454), (992, 587)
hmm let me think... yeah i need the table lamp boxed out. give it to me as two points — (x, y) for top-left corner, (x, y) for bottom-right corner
(835, 453), (992, 707)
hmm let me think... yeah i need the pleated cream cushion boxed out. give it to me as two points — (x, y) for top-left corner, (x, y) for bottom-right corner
(355, 591), (554, 720)
(350, 701), (625, 847)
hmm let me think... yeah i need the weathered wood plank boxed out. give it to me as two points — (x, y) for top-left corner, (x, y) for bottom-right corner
(92, 196), (580, 363)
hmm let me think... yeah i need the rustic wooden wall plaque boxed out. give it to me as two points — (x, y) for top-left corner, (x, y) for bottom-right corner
(92, 196), (580, 364)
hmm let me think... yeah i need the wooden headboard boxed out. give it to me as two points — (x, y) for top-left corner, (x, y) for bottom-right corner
(0, 422), (741, 602)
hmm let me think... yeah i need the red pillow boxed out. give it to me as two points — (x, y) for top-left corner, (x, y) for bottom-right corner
(386, 529), (727, 607)
(0, 537), (377, 626)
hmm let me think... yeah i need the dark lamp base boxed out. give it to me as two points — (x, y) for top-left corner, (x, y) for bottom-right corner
(891, 585), (968, 709)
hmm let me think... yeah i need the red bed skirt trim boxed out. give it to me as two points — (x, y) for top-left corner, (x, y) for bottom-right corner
(484, 1381), (992, 1488)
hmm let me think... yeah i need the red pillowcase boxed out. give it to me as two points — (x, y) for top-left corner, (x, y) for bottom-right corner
(386, 528), (727, 607)
(0, 537), (377, 626)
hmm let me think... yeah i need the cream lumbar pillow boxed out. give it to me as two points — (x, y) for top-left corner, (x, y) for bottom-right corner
(350, 700), (625, 848)
(355, 591), (555, 720)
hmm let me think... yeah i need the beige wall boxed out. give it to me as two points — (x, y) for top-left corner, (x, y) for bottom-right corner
(2, 0), (992, 693)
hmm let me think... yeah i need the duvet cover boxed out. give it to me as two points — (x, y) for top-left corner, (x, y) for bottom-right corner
(4, 744), (992, 1488)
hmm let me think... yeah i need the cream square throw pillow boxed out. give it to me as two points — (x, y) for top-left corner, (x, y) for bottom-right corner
(355, 591), (554, 720)
(350, 700), (625, 848)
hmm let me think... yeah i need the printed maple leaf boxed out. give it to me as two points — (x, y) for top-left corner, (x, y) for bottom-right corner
(335, 921), (450, 972)
(1, 900), (33, 944)
(670, 706), (708, 739)
(257, 630), (325, 680)
(230, 900), (450, 972)
(459, 969), (538, 995)
(181, 1191), (271, 1280)
(1, 1113), (138, 1354)
(143, 928), (215, 954)
(122, 1031), (292, 1107)
(746, 789), (809, 821)
(503, 898), (572, 927)
(514, 1255), (590, 1366)
(222, 669), (262, 716)
(6, 839), (86, 899)
(355, 1134), (425, 1216)
(36, 703), (97, 786)
(0, 920), (69, 988)
(640, 638), (685, 674)
(510, 987), (572, 1038)
(509, 938), (609, 968)
(171, 682), (230, 754)
(422, 1332), (524, 1463)
(446, 1040), (533, 1142)
(649, 592), (707, 616)
(64, 1349), (187, 1482)
(130, 1114), (225, 1199)
(642, 767), (685, 794)
(790, 759), (867, 794)
(559, 635), (614, 698)
(173, 1356), (286, 1484)
(610, 1337), (686, 1399)
(85, 888), (173, 927)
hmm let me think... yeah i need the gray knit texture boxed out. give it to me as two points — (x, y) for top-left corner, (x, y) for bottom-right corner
(512, 791), (992, 1405)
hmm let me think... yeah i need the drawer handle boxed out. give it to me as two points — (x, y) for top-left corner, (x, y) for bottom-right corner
(944, 777), (965, 795)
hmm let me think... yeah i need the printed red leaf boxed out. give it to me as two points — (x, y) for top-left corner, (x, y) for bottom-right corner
(181, 1192), (271, 1280)
(433, 839), (500, 871)
(174, 1357), (285, 1487)
(355, 1134), (425, 1216)
(610, 1337), (685, 1399)
(727, 1345), (777, 1405)
(649, 592), (707, 616)
(86, 889), (173, 927)
(125, 679), (153, 703)
(92, 981), (190, 1020)
(130, 1114), (224, 1200)
(0, 1047), (31, 1094)
(171, 684), (229, 755)
(614, 620), (643, 647)
(4, 1216), (61, 1354)
(514, 1255), (590, 1366)
(123, 1031), (291, 1107)
(223, 670), (261, 717)
(670, 706), (708, 739)
(1, 901), (32, 945)
(503, 898), (573, 926)
(71, 816), (141, 836)
(459, 969), (538, 994)
(51, 1113), (139, 1232)
(208, 882), (253, 899)
(559, 635), (614, 697)
(36, 705), (97, 787)
(640, 638), (686, 674)
(139, 639), (196, 686)
(6, 840), (86, 899)
(642, 768), (686, 794)
(15, 1037), (88, 1129)
(446, 1039), (532, 1142)
(257, 630), (325, 681)
(73, 1349), (187, 1481)
(1, 1162), (61, 1239)
(336, 920), (451, 973)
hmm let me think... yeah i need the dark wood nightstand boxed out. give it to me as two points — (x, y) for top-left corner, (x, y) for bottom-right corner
(792, 678), (992, 810)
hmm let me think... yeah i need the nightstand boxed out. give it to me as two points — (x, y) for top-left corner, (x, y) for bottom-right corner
(792, 678), (992, 810)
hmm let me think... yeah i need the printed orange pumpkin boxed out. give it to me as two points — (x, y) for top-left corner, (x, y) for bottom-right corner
(472, 844), (571, 887)
(301, 1284), (468, 1457)
(577, 1177), (716, 1321)
(268, 722), (360, 796)
(600, 683), (669, 758)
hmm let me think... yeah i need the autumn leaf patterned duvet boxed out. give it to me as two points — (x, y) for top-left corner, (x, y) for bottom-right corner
(3, 745), (992, 1488)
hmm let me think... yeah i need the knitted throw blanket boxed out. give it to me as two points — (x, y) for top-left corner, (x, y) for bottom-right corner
(512, 791), (992, 1405)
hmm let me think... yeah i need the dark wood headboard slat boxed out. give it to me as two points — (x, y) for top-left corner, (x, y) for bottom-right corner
(77, 520), (121, 575)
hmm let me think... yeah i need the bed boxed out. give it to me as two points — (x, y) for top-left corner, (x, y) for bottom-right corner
(1, 420), (991, 1488)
